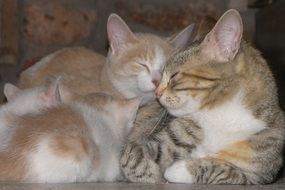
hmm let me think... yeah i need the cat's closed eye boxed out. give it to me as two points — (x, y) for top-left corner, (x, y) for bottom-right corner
(135, 61), (150, 73)
(168, 72), (180, 87)
(170, 72), (179, 80)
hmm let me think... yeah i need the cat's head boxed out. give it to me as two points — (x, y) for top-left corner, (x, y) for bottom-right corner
(156, 9), (245, 117)
(3, 77), (62, 115)
(106, 13), (196, 101)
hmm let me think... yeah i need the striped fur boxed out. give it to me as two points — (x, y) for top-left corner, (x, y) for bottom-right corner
(120, 10), (285, 184)
(0, 80), (140, 182)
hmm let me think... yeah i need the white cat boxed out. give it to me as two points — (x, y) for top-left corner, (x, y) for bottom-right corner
(0, 78), (140, 182)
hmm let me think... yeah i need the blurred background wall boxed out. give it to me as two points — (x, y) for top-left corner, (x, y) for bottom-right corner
(0, 0), (257, 66)
(0, 0), (284, 109)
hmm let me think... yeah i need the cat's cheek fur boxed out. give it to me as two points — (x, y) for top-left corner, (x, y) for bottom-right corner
(158, 93), (181, 115)
(158, 90), (178, 107)
(141, 92), (156, 104)
(164, 160), (193, 183)
(137, 73), (156, 92)
(159, 92), (200, 117)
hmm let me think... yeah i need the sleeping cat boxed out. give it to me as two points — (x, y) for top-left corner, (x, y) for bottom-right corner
(0, 78), (140, 182)
(18, 13), (196, 104)
(120, 9), (285, 184)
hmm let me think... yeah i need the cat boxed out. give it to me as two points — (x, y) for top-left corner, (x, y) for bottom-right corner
(120, 9), (285, 184)
(0, 78), (140, 182)
(194, 16), (216, 41)
(17, 13), (196, 105)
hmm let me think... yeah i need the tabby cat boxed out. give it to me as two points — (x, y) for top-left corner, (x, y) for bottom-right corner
(18, 13), (195, 104)
(120, 9), (285, 184)
(0, 78), (140, 182)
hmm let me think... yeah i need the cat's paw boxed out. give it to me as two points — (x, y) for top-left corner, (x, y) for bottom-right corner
(120, 142), (161, 183)
(164, 160), (193, 183)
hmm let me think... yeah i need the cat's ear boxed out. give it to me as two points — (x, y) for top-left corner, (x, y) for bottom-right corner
(201, 9), (243, 62)
(194, 16), (217, 41)
(40, 77), (62, 105)
(4, 83), (21, 101)
(168, 24), (196, 51)
(107, 13), (138, 55)
(57, 83), (75, 103)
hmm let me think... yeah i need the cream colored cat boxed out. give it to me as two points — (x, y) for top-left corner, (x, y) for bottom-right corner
(0, 78), (140, 182)
(18, 14), (196, 104)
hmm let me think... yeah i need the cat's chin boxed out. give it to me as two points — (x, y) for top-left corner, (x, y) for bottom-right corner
(158, 99), (190, 117)
(140, 91), (156, 105)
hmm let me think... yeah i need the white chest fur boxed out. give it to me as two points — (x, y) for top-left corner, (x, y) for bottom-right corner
(191, 93), (266, 158)
(77, 104), (123, 182)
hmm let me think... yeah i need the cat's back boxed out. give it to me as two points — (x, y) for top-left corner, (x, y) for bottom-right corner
(14, 105), (89, 148)
(238, 43), (283, 123)
(18, 47), (105, 89)
(0, 105), (95, 182)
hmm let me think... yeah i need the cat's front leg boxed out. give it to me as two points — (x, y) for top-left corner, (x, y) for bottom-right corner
(120, 142), (162, 183)
(164, 158), (252, 184)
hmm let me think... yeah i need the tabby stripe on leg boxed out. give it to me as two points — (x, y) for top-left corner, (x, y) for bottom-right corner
(155, 144), (162, 163)
(166, 127), (196, 152)
(184, 127), (200, 142)
(207, 166), (223, 184)
(133, 163), (148, 178)
(130, 148), (143, 170)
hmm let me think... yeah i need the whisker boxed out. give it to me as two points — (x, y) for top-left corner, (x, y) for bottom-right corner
(147, 109), (168, 137)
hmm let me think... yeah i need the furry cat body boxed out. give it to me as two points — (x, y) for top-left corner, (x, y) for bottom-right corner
(120, 10), (285, 184)
(18, 14), (195, 104)
(0, 80), (140, 182)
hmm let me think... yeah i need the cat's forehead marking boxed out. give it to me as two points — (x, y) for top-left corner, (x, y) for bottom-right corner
(152, 46), (166, 70)
(165, 44), (200, 75)
(136, 45), (165, 71)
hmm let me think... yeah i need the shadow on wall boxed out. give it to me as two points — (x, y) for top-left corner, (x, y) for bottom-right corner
(256, 0), (285, 110)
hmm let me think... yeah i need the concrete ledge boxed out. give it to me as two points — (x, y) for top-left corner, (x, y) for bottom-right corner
(0, 182), (284, 190)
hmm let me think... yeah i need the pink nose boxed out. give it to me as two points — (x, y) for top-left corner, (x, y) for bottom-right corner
(152, 79), (160, 88)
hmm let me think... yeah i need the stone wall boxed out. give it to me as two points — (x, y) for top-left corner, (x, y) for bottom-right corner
(0, 0), (257, 71)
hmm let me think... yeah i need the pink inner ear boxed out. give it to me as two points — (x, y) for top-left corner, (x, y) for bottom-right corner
(40, 79), (62, 105)
(216, 26), (240, 57)
(202, 10), (243, 62)
(107, 14), (138, 54)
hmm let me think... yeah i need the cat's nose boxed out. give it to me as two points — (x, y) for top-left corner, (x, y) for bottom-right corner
(155, 90), (162, 98)
(152, 79), (160, 88)
(155, 86), (165, 98)
(155, 82), (167, 98)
